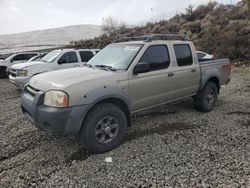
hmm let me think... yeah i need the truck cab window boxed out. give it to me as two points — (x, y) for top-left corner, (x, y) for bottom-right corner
(24, 54), (37, 60)
(59, 52), (78, 64)
(12, 54), (24, 61)
(139, 45), (170, 71)
(174, 44), (193, 66)
(79, 51), (94, 62)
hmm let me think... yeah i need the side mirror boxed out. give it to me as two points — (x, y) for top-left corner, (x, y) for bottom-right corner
(133, 62), (150, 74)
(58, 58), (66, 64)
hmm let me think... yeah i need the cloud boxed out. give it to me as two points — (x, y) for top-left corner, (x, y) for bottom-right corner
(9, 6), (23, 13)
(0, 0), (241, 34)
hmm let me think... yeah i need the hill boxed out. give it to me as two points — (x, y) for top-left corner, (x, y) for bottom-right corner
(0, 24), (102, 54)
(70, 1), (250, 63)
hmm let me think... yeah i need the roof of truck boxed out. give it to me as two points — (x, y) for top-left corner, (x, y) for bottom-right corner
(56, 48), (100, 52)
(113, 34), (186, 44)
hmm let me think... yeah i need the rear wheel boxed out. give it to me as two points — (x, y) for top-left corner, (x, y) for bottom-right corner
(194, 82), (218, 112)
(0, 67), (7, 79)
(80, 103), (128, 154)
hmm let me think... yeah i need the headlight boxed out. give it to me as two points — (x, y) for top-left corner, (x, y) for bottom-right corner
(17, 70), (28, 77)
(44, 90), (69, 108)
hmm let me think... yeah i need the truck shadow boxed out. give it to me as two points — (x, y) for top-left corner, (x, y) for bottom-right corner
(126, 121), (200, 142)
(66, 121), (201, 164)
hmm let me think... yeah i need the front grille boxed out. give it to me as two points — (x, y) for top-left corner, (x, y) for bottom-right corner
(23, 85), (41, 103)
(26, 85), (40, 97)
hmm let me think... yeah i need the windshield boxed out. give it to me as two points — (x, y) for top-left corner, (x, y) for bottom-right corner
(87, 44), (142, 70)
(6, 54), (16, 61)
(40, 50), (61, 63)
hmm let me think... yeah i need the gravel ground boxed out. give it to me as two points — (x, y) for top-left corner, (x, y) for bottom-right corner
(0, 67), (249, 187)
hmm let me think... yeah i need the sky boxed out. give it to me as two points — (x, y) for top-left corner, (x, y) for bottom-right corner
(0, 0), (241, 35)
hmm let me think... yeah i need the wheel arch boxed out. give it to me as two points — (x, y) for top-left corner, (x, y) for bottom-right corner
(201, 76), (220, 94)
(80, 96), (131, 133)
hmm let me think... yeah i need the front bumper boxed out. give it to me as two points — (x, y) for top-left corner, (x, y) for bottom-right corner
(21, 85), (89, 135)
(9, 75), (30, 88)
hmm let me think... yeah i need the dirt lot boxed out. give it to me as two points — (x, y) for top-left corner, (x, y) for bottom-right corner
(0, 67), (249, 187)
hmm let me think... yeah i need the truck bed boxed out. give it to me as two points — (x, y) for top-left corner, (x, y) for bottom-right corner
(199, 58), (231, 88)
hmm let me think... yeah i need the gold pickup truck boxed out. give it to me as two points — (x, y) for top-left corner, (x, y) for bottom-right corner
(21, 34), (231, 153)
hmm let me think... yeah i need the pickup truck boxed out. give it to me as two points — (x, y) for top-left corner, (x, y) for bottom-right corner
(9, 49), (99, 87)
(20, 34), (231, 153)
(0, 52), (39, 78)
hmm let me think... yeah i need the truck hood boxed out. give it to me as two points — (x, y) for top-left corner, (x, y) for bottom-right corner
(11, 61), (44, 70)
(29, 67), (121, 91)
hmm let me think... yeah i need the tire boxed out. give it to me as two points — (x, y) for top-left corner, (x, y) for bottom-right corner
(0, 67), (7, 79)
(194, 82), (218, 112)
(80, 103), (128, 154)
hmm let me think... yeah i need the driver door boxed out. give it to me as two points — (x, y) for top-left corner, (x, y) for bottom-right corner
(11, 54), (26, 64)
(129, 45), (176, 112)
(57, 51), (79, 69)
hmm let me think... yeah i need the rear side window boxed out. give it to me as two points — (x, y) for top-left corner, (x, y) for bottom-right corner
(174, 44), (193, 66)
(79, 51), (94, 62)
(24, 54), (37, 60)
(139, 45), (170, 71)
(59, 52), (78, 64)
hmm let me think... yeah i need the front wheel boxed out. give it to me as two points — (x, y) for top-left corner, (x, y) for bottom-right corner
(80, 103), (128, 154)
(194, 82), (218, 112)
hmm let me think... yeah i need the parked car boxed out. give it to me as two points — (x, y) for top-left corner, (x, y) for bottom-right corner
(0, 52), (39, 78)
(21, 34), (231, 153)
(197, 51), (214, 61)
(27, 53), (48, 62)
(9, 49), (99, 87)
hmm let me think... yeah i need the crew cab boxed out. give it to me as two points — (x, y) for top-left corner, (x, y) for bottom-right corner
(0, 52), (39, 78)
(9, 49), (99, 87)
(20, 34), (231, 153)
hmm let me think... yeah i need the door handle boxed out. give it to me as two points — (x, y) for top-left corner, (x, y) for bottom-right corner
(191, 69), (197, 73)
(168, 73), (175, 77)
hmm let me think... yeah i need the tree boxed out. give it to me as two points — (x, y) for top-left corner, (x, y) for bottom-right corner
(245, 0), (250, 10)
(185, 5), (195, 21)
(118, 22), (128, 34)
(102, 17), (118, 36)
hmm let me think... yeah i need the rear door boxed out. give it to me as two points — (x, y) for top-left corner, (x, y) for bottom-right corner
(129, 45), (176, 112)
(172, 44), (200, 98)
(79, 51), (94, 63)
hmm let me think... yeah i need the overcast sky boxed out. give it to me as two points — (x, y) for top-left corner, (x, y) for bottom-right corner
(0, 0), (240, 35)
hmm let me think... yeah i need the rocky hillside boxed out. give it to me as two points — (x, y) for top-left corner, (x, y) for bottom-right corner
(70, 1), (250, 62)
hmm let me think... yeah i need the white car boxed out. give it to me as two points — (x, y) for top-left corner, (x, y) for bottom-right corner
(197, 51), (214, 61)
(9, 49), (99, 87)
(0, 52), (39, 78)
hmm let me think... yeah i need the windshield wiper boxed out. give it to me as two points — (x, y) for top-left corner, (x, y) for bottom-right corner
(95, 65), (117, 71)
